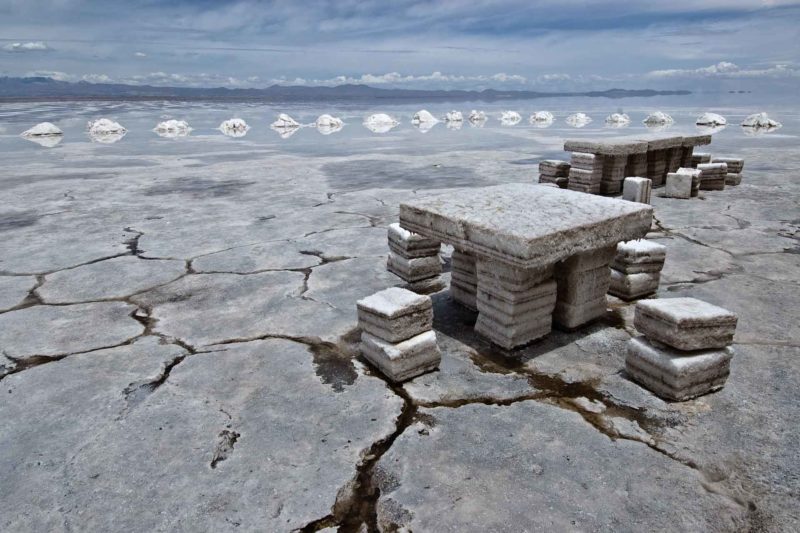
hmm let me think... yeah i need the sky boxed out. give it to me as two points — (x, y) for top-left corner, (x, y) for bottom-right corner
(1, 0), (799, 92)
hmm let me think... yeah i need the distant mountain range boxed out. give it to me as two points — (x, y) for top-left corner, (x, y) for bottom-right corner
(0, 76), (691, 101)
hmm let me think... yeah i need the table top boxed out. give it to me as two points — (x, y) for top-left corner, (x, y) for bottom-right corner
(399, 183), (653, 269)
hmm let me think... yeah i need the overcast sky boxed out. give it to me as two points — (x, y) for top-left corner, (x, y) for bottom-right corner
(1, 0), (799, 91)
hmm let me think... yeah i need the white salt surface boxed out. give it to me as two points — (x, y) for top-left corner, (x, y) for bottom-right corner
(412, 110), (438, 125)
(696, 112), (727, 126)
(153, 120), (192, 138)
(566, 113), (592, 127)
(445, 111), (463, 122)
(500, 111), (522, 126)
(219, 118), (250, 138)
(87, 119), (127, 144)
(643, 111), (674, 125)
(605, 113), (631, 127)
(363, 113), (399, 133)
(357, 287), (431, 319)
(315, 114), (344, 135)
(21, 122), (63, 137)
(22, 134), (63, 148)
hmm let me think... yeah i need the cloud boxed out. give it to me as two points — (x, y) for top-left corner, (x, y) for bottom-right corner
(3, 41), (50, 52)
(134, 51), (146, 57)
(288, 71), (528, 87)
(647, 61), (800, 78)
(26, 70), (73, 81)
(82, 73), (113, 83)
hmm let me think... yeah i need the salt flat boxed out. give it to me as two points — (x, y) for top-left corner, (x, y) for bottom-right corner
(0, 104), (798, 532)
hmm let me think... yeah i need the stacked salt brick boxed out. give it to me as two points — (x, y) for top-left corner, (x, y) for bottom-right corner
(691, 152), (711, 167)
(608, 240), (666, 300)
(387, 223), (444, 293)
(538, 160), (570, 188)
(678, 134), (712, 169)
(713, 157), (744, 186)
(697, 162), (727, 191)
(622, 177), (652, 204)
(553, 247), (616, 329)
(626, 298), (738, 401)
(357, 287), (441, 382)
(474, 261), (557, 349)
(450, 250), (477, 310)
(665, 167), (701, 199)
(568, 152), (602, 194)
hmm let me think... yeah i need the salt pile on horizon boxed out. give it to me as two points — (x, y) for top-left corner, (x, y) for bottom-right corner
(500, 110), (521, 126)
(530, 111), (554, 127)
(741, 112), (781, 132)
(21, 122), (63, 137)
(315, 114), (344, 135)
(605, 113), (630, 127)
(271, 113), (300, 129)
(696, 112), (727, 126)
(87, 118), (127, 143)
(643, 111), (674, 126)
(445, 110), (463, 122)
(364, 113), (399, 133)
(219, 118), (250, 137)
(153, 119), (192, 138)
(468, 110), (487, 124)
(412, 110), (438, 132)
(566, 113), (592, 127)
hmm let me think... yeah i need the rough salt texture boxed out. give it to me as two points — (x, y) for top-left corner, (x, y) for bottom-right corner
(400, 184), (652, 269)
(1, 114), (798, 530)
(635, 297), (737, 351)
(376, 401), (747, 532)
(626, 336), (733, 401)
(666, 172), (693, 198)
(564, 137), (648, 156)
(357, 288), (433, 343)
(0, 275), (36, 311)
(361, 330), (441, 382)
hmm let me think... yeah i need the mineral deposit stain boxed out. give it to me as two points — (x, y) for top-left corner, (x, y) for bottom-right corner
(309, 343), (358, 392)
(145, 177), (256, 198)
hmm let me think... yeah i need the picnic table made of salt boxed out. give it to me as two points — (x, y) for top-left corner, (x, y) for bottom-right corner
(399, 184), (653, 348)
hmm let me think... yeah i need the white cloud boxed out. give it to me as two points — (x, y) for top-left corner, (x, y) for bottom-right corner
(647, 61), (800, 78)
(82, 73), (112, 83)
(25, 70), (73, 81)
(3, 41), (49, 52)
(273, 71), (528, 87)
(134, 51), (146, 57)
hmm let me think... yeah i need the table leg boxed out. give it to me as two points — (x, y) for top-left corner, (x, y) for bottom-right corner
(553, 246), (616, 329)
(450, 249), (477, 311)
(474, 259), (556, 349)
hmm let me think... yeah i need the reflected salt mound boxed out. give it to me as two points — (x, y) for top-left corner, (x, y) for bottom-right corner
(219, 118), (250, 138)
(23, 134), (64, 148)
(445, 110), (463, 123)
(271, 113), (301, 138)
(566, 113), (592, 127)
(741, 112), (782, 134)
(446, 119), (463, 130)
(643, 111), (674, 127)
(605, 113), (630, 128)
(412, 110), (439, 133)
(363, 113), (399, 133)
(315, 114), (344, 135)
(500, 111), (521, 126)
(21, 122), (64, 147)
(154, 119), (192, 138)
(530, 111), (554, 127)
(87, 118), (127, 143)
(468, 110), (487, 126)
(696, 124), (727, 135)
(696, 112), (727, 127)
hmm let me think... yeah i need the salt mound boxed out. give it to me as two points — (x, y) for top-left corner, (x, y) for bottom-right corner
(363, 113), (399, 133)
(21, 122), (63, 137)
(271, 113), (300, 129)
(154, 119), (192, 138)
(605, 113), (630, 126)
(87, 118), (126, 135)
(445, 110), (463, 122)
(219, 118), (250, 138)
(741, 112), (781, 130)
(500, 111), (522, 126)
(530, 111), (554, 123)
(643, 111), (674, 125)
(566, 113), (592, 127)
(696, 112), (727, 126)
(412, 110), (438, 125)
(468, 110), (487, 123)
(315, 114), (344, 135)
